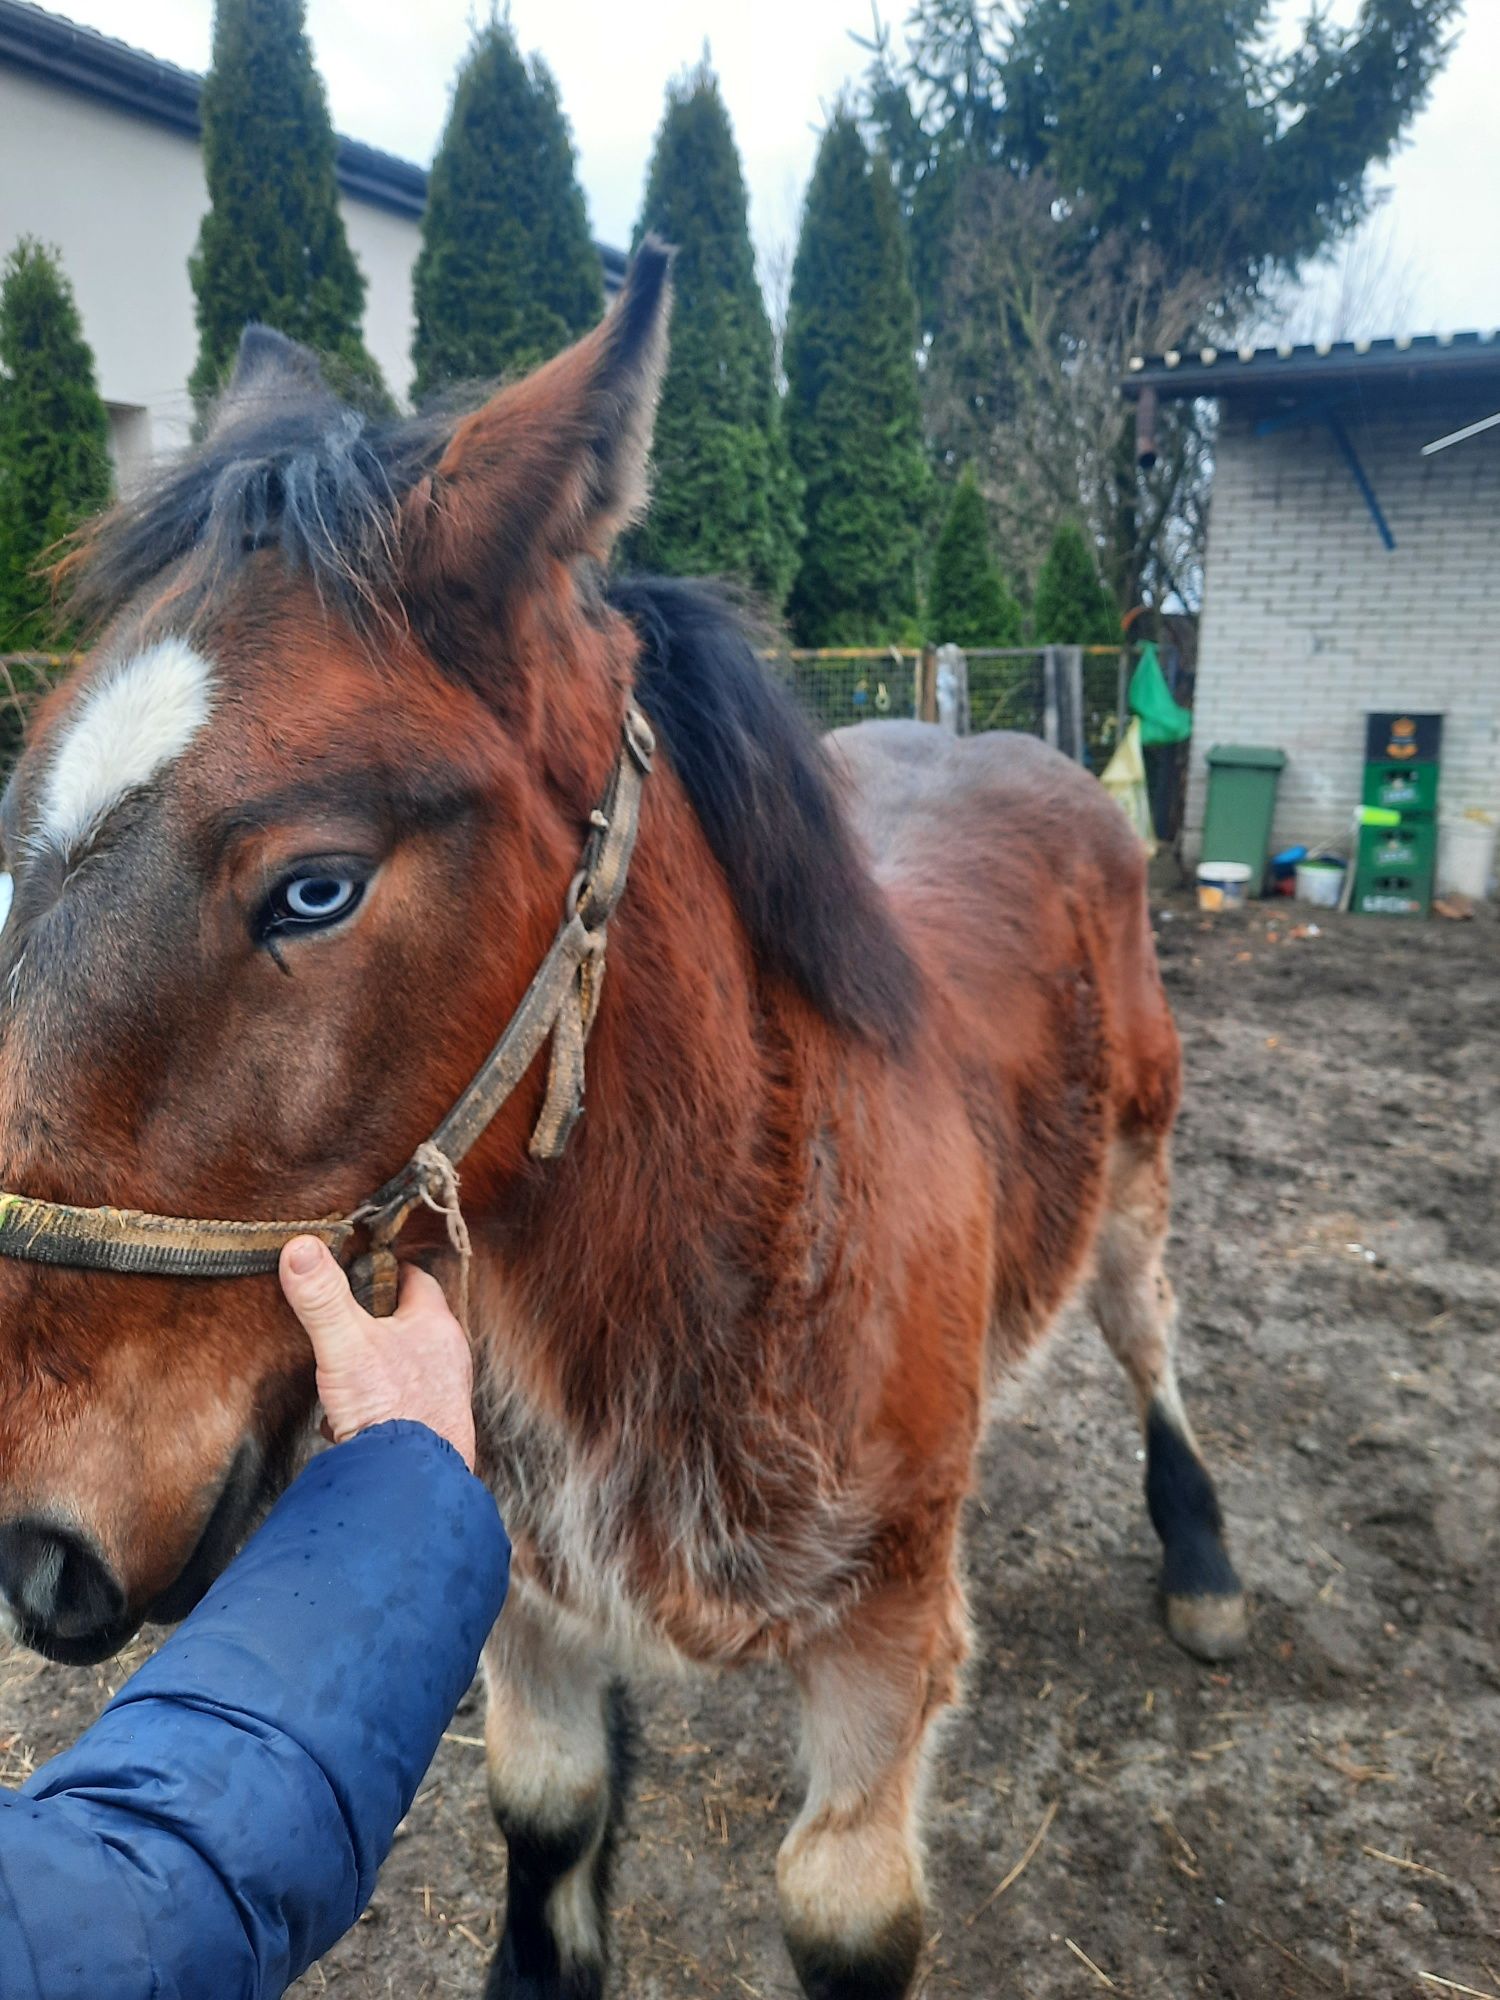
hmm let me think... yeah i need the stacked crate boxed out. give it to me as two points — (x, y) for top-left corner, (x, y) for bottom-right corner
(1353, 712), (1443, 917)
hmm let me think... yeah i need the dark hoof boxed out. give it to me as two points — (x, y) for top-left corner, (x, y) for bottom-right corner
(1166, 1588), (1249, 1661)
(784, 1904), (925, 2000)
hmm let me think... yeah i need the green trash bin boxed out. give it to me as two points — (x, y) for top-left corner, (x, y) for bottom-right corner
(1201, 745), (1287, 897)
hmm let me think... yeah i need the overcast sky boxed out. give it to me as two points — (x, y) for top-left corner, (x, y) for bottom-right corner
(56, 0), (1500, 335)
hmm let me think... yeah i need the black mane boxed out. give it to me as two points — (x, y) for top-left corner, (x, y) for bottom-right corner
(64, 388), (919, 1050)
(610, 577), (920, 1049)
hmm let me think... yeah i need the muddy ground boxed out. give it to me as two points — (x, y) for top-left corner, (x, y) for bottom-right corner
(3, 897), (1497, 1999)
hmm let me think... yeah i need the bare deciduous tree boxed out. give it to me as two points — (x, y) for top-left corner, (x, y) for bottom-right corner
(926, 169), (1219, 610)
(1252, 206), (1422, 346)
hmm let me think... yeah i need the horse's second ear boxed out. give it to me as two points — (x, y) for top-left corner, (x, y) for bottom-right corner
(207, 325), (328, 438)
(405, 240), (673, 601)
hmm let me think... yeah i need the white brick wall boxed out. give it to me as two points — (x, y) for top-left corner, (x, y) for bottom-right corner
(1186, 397), (1500, 856)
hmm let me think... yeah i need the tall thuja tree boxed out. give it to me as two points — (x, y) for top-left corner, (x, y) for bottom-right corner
(413, 20), (602, 399)
(0, 240), (110, 654)
(783, 111), (928, 646)
(927, 470), (1022, 646)
(629, 65), (798, 608)
(1032, 521), (1119, 646)
(189, 0), (383, 412)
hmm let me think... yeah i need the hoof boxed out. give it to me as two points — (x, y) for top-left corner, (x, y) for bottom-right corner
(784, 1905), (925, 2000)
(1166, 1589), (1249, 1662)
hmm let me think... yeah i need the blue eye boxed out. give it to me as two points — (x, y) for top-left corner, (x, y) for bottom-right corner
(262, 870), (365, 939)
(284, 876), (357, 920)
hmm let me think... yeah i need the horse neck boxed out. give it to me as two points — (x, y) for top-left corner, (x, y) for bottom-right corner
(479, 740), (829, 1423)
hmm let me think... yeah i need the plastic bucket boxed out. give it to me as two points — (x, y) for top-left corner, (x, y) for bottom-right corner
(1295, 859), (1345, 908)
(1196, 861), (1253, 912)
(1270, 845), (1307, 896)
(1437, 812), (1497, 900)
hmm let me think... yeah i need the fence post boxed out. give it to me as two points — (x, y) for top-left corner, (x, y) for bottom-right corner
(1063, 646), (1085, 762)
(1042, 646), (1059, 750)
(916, 645), (939, 723)
(1116, 647), (1130, 744)
(934, 643), (969, 733)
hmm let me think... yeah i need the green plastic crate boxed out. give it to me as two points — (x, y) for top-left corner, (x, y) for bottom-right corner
(1356, 819), (1437, 875)
(1363, 762), (1440, 814)
(1354, 867), (1434, 918)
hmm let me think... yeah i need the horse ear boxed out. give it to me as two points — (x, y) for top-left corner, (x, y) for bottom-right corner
(206, 325), (327, 438)
(404, 239), (673, 604)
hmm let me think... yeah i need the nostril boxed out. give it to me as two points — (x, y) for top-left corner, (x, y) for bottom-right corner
(0, 1518), (126, 1640)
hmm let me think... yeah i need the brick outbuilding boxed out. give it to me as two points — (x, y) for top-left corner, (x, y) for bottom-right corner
(1122, 334), (1500, 858)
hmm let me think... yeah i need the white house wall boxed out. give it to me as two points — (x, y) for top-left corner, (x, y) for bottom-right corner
(342, 196), (417, 411)
(1188, 399), (1500, 854)
(0, 65), (419, 478)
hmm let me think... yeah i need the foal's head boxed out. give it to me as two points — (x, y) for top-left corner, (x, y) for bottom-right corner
(0, 252), (675, 1662)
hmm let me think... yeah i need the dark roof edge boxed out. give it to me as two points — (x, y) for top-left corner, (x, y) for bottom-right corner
(1121, 330), (1500, 401)
(0, 0), (628, 275)
(0, 0), (425, 214)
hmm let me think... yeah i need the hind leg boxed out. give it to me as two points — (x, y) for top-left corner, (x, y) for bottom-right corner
(482, 1587), (634, 2000)
(1089, 1130), (1248, 1661)
(778, 1564), (968, 1999)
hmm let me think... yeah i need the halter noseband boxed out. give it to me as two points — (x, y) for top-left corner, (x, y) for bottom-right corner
(0, 703), (656, 1319)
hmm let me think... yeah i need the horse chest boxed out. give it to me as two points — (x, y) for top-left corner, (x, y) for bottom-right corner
(478, 1351), (873, 1669)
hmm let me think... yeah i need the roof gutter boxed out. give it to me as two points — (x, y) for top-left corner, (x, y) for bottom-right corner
(1121, 344), (1500, 402)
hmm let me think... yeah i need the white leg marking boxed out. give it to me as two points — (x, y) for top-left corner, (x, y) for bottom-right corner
(779, 1638), (932, 1946)
(486, 1592), (612, 1974)
(546, 1859), (606, 1972)
(484, 1588), (610, 1836)
(37, 637), (215, 859)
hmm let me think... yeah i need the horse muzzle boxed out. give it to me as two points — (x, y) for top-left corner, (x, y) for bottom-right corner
(0, 1438), (264, 1666)
(0, 1515), (128, 1664)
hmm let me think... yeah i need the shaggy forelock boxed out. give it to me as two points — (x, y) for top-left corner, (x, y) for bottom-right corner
(61, 386), (453, 636)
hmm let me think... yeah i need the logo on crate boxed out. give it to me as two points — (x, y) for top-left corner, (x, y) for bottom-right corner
(1384, 716), (1419, 762)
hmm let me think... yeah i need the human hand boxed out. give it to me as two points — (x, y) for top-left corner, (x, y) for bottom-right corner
(278, 1238), (477, 1470)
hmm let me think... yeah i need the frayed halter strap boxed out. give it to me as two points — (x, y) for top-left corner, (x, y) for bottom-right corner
(0, 703), (656, 1321)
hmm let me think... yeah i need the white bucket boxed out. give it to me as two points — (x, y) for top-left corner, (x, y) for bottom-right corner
(1295, 859), (1345, 908)
(1196, 861), (1253, 912)
(1438, 812), (1498, 900)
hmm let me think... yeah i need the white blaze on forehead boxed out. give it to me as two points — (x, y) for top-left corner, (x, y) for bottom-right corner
(38, 637), (215, 858)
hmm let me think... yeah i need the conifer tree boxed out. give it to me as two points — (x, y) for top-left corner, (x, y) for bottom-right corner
(783, 111), (928, 646)
(864, 0), (1457, 616)
(0, 239), (110, 653)
(629, 64), (798, 608)
(927, 471), (1022, 646)
(413, 20), (602, 399)
(189, 0), (383, 411)
(1031, 520), (1119, 646)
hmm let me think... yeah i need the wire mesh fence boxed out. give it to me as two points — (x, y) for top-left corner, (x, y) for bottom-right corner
(962, 650), (1048, 737)
(766, 649), (920, 731)
(768, 643), (1130, 769)
(1083, 653), (1127, 769)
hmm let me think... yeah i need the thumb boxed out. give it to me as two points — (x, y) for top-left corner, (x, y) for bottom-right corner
(279, 1237), (372, 1373)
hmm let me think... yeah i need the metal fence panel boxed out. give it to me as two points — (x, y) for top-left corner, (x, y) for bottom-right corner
(770, 645), (1129, 770)
(768, 651), (919, 732)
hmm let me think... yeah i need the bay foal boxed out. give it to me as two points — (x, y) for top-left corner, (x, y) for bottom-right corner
(0, 246), (1244, 1999)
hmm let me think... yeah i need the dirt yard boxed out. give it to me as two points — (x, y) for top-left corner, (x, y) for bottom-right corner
(3, 897), (1497, 1999)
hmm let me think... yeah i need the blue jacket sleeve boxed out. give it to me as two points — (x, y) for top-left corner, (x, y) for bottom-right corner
(0, 1420), (508, 2000)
